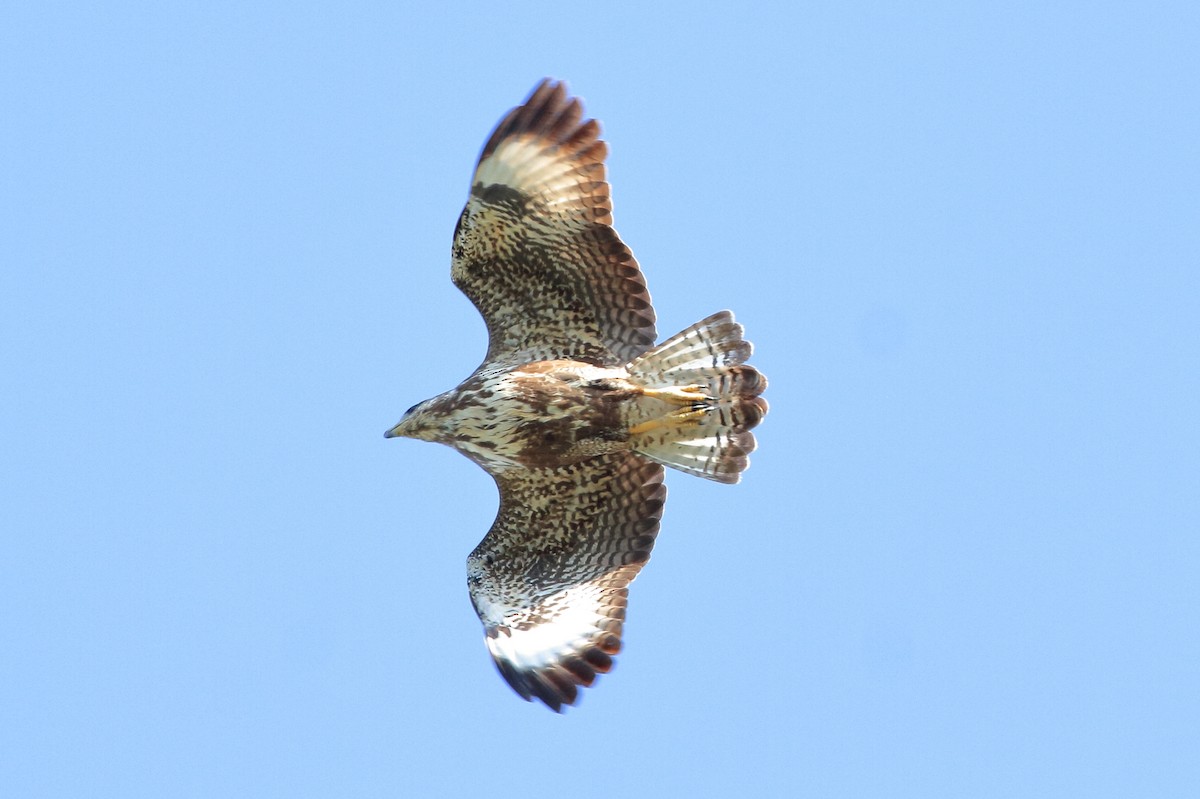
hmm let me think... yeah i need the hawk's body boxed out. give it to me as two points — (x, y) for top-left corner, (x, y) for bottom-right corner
(387, 80), (767, 711)
(400, 361), (635, 473)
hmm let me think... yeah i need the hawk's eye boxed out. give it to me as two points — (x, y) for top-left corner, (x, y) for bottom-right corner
(404, 402), (421, 417)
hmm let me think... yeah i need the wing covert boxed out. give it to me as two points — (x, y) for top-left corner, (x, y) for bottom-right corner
(451, 79), (657, 368)
(466, 453), (666, 711)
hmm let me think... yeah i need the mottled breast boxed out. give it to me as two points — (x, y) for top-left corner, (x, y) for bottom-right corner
(447, 361), (636, 472)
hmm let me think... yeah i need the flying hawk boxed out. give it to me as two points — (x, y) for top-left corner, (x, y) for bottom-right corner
(386, 79), (767, 711)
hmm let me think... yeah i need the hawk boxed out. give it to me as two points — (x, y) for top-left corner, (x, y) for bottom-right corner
(386, 79), (767, 711)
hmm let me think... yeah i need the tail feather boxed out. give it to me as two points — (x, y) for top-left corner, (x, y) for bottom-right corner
(628, 311), (752, 383)
(640, 430), (759, 483)
(627, 311), (767, 484)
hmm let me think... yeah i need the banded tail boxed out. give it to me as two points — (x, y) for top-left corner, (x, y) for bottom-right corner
(626, 311), (768, 483)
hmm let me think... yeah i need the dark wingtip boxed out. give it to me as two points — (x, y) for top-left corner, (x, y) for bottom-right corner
(490, 639), (627, 712)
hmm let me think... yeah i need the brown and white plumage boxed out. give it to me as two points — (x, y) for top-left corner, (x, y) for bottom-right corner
(468, 453), (664, 711)
(450, 79), (656, 367)
(386, 79), (767, 711)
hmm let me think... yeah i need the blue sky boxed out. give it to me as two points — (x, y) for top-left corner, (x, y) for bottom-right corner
(3, 2), (1198, 796)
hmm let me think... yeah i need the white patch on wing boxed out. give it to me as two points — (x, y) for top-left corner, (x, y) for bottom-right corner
(473, 135), (593, 224)
(482, 583), (610, 672)
(475, 138), (562, 194)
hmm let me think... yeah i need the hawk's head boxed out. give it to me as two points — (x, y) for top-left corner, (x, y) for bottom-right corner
(384, 399), (440, 442)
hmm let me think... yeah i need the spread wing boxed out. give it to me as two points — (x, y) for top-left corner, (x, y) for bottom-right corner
(466, 453), (666, 711)
(451, 79), (657, 369)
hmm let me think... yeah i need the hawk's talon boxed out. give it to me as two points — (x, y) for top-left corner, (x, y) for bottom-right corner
(641, 385), (714, 404)
(628, 407), (710, 436)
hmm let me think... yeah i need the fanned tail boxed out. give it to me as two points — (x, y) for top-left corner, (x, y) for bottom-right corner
(626, 311), (768, 483)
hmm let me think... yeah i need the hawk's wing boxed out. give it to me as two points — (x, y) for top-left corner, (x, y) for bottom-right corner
(466, 453), (666, 711)
(451, 79), (657, 368)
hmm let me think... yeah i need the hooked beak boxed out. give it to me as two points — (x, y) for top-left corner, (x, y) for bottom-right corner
(386, 400), (432, 440)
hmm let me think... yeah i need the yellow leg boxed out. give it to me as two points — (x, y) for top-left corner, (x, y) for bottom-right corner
(628, 407), (710, 436)
(640, 385), (713, 404)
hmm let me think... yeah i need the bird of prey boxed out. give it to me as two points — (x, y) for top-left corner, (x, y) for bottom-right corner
(386, 79), (767, 711)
